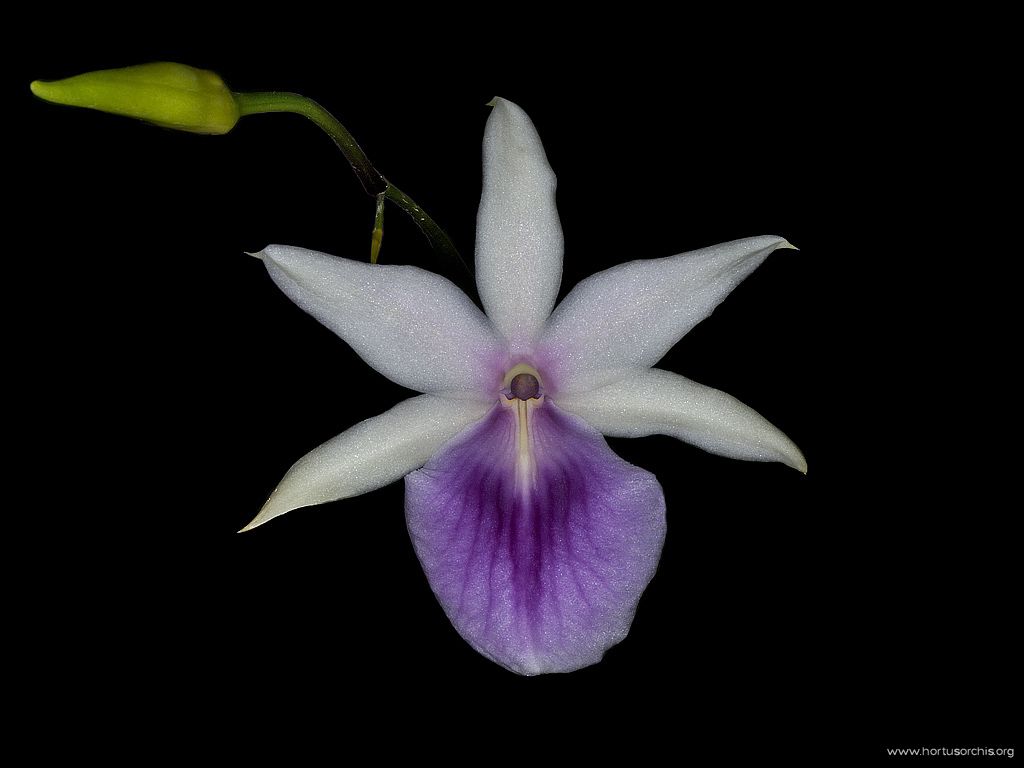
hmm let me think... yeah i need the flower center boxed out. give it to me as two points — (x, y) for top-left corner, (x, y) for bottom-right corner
(500, 363), (545, 486)
(510, 373), (540, 400)
(502, 363), (544, 401)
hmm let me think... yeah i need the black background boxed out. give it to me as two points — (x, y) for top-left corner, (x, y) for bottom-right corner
(13, 18), (1016, 762)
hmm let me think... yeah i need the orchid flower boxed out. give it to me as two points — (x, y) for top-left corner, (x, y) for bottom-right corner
(30, 65), (804, 673)
(239, 98), (805, 675)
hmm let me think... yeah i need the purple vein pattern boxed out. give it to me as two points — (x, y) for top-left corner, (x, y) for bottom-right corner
(406, 401), (666, 674)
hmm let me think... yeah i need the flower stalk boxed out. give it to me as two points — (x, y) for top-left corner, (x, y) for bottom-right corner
(232, 90), (465, 270)
(31, 64), (466, 271)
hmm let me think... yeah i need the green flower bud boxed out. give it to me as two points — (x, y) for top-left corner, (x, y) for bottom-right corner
(30, 62), (239, 135)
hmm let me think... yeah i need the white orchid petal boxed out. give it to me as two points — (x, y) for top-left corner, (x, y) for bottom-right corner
(540, 236), (795, 394)
(475, 98), (563, 344)
(240, 395), (490, 532)
(258, 245), (503, 397)
(556, 368), (806, 472)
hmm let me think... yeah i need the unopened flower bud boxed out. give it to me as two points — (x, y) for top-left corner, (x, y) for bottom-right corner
(31, 62), (239, 135)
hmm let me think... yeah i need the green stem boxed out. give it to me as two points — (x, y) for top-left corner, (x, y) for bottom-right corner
(233, 90), (466, 273)
(384, 183), (470, 275)
(235, 91), (385, 196)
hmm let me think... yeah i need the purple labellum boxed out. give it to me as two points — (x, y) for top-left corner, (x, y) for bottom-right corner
(405, 401), (666, 675)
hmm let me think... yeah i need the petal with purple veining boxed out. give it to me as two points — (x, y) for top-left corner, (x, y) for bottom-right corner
(405, 401), (665, 675)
